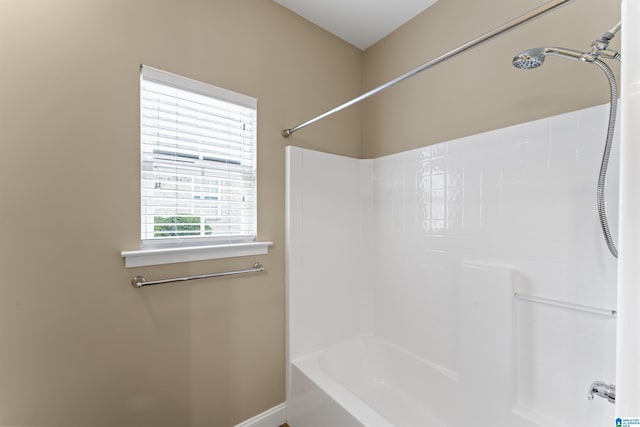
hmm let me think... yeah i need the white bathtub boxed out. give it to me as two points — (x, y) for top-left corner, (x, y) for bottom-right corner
(287, 335), (549, 427)
(287, 336), (459, 427)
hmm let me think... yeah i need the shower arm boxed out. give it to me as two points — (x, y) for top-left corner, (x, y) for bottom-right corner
(281, 0), (574, 138)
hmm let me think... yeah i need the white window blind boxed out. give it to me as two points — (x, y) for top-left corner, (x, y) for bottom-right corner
(140, 66), (257, 247)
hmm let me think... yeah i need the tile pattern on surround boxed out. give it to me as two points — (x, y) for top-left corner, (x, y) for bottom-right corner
(373, 103), (618, 427)
(287, 103), (618, 427)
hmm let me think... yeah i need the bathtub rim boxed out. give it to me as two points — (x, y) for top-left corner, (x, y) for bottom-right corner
(288, 334), (461, 427)
(290, 347), (395, 427)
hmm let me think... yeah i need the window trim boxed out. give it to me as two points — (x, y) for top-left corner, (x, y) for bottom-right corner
(122, 66), (270, 267)
(140, 65), (257, 248)
(121, 241), (273, 268)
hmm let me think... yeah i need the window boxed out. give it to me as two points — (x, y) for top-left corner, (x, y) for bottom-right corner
(140, 65), (257, 248)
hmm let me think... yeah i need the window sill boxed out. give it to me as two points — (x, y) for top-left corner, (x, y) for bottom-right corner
(121, 241), (273, 268)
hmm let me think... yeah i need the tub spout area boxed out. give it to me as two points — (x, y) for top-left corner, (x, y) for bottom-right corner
(588, 381), (616, 404)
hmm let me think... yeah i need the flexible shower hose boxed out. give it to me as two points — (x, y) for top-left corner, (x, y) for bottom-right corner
(593, 57), (620, 258)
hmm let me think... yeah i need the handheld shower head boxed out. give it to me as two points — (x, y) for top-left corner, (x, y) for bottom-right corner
(512, 48), (546, 69)
(512, 31), (622, 259)
(512, 46), (589, 69)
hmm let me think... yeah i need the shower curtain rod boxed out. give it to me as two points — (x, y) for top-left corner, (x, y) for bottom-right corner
(282, 0), (574, 138)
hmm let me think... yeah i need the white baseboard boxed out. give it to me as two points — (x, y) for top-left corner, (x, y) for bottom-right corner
(233, 403), (286, 427)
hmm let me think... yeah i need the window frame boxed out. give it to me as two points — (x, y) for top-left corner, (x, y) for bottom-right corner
(139, 65), (258, 250)
(121, 65), (273, 268)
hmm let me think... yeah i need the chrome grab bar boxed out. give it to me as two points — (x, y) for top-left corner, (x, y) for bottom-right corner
(131, 262), (264, 288)
(514, 292), (617, 318)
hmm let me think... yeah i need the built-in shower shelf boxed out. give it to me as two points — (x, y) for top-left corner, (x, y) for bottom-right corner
(514, 292), (617, 318)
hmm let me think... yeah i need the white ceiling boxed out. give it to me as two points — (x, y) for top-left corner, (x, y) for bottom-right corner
(273, 0), (439, 50)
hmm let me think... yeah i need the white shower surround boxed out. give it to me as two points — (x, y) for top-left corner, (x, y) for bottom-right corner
(286, 103), (618, 426)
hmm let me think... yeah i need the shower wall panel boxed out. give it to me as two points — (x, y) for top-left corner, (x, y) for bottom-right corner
(372, 103), (618, 426)
(287, 103), (618, 427)
(286, 147), (374, 364)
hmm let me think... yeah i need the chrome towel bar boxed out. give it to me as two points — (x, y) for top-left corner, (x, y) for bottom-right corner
(514, 292), (617, 318)
(131, 262), (264, 288)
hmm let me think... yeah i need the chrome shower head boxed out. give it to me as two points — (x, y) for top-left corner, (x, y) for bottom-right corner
(513, 46), (589, 69)
(512, 48), (546, 69)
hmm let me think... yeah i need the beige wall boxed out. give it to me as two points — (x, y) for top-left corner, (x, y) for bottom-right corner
(362, 0), (621, 158)
(0, 0), (625, 426)
(0, 1), (362, 426)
